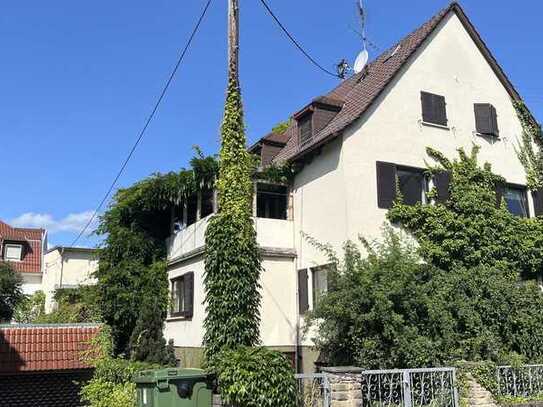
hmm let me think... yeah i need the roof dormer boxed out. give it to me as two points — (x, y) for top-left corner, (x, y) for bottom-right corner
(293, 97), (343, 148)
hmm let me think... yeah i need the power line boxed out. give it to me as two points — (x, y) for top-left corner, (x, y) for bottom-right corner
(257, 0), (342, 79)
(70, 0), (213, 247)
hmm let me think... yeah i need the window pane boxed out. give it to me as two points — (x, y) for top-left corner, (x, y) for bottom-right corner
(171, 278), (185, 314)
(5, 245), (22, 261)
(186, 195), (198, 226)
(201, 189), (214, 218)
(504, 186), (528, 217)
(312, 267), (329, 308)
(397, 169), (425, 206)
(256, 184), (288, 220)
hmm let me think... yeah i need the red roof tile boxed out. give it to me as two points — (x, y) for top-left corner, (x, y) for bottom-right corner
(0, 220), (45, 274)
(273, 2), (525, 163)
(0, 325), (101, 373)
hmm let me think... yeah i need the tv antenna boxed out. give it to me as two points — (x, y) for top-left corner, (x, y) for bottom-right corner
(353, 0), (369, 73)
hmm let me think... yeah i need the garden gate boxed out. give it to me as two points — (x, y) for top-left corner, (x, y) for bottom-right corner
(360, 367), (459, 407)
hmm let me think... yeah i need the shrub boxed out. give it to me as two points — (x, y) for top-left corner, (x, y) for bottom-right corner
(0, 262), (24, 322)
(80, 379), (136, 407)
(13, 290), (45, 323)
(306, 228), (543, 368)
(214, 347), (296, 407)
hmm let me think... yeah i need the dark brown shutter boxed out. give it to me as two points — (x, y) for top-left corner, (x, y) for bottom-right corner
(376, 162), (397, 209)
(532, 188), (543, 217)
(434, 171), (451, 203)
(421, 92), (447, 126)
(475, 104), (499, 136)
(298, 269), (309, 314)
(184, 272), (194, 318)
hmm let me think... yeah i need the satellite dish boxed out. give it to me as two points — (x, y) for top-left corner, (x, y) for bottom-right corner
(354, 48), (369, 73)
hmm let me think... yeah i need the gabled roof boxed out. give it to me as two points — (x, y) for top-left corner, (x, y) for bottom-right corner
(0, 220), (45, 274)
(273, 2), (526, 163)
(0, 324), (100, 373)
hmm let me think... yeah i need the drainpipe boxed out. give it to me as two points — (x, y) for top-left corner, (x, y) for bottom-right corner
(59, 247), (65, 289)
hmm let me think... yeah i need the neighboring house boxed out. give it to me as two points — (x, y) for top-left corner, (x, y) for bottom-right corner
(0, 220), (47, 295)
(0, 323), (100, 407)
(164, 2), (539, 373)
(43, 247), (98, 313)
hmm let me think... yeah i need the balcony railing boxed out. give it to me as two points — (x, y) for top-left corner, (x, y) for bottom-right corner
(167, 216), (294, 261)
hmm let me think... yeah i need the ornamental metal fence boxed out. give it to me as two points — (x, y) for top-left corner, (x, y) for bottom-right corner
(497, 364), (543, 398)
(360, 367), (459, 407)
(295, 373), (331, 407)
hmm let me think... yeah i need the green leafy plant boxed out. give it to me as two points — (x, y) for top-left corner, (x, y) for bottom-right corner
(203, 67), (262, 361)
(0, 262), (25, 322)
(515, 101), (543, 190)
(214, 347), (296, 407)
(388, 146), (543, 279)
(306, 227), (543, 369)
(13, 290), (45, 323)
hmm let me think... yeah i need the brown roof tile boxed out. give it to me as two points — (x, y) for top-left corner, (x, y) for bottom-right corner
(273, 2), (524, 163)
(0, 325), (100, 373)
(0, 220), (45, 274)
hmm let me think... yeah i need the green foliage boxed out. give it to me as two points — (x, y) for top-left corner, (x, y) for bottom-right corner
(388, 146), (543, 279)
(257, 162), (297, 185)
(213, 347), (296, 407)
(203, 69), (262, 361)
(271, 120), (291, 135)
(0, 262), (24, 322)
(306, 228), (543, 369)
(129, 293), (176, 366)
(515, 101), (543, 189)
(96, 149), (218, 356)
(13, 290), (45, 323)
(80, 325), (158, 407)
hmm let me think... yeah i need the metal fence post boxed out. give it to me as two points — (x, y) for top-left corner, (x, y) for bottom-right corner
(403, 370), (413, 407)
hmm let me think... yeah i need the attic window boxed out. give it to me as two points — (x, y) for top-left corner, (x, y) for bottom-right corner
(298, 114), (313, 146)
(4, 243), (23, 261)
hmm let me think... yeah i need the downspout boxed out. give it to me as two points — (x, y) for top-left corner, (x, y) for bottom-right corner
(59, 247), (65, 289)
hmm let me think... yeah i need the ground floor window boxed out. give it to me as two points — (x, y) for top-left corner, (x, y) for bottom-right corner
(256, 183), (288, 220)
(397, 167), (429, 206)
(312, 265), (329, 308)
(170, 272), (194, 318)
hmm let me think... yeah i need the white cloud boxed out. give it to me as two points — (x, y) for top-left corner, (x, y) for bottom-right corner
(10, 211), (97, 234)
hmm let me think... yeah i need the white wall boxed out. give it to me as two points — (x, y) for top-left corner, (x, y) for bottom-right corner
(21, 273), (43, 295)
(293, 12), (530, 270)
(42, 249), (98, 312)
(165, 255), (297, 348)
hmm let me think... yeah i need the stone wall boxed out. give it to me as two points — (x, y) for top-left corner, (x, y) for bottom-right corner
(323, 367), (363, 407)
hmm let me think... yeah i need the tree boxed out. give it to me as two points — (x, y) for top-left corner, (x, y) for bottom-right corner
(388, 146), (543, 278)
(0, 262), (24, 322)
(203, 8), (262, 360)
(96, 151), (218, 356)
(306, 228), (543, 369)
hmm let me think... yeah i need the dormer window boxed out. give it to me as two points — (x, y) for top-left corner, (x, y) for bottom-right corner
(4, 243), (23, 261)
(298, 113), (313, 146)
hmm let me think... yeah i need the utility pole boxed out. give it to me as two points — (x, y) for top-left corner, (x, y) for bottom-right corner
(228, 0), (240, 84)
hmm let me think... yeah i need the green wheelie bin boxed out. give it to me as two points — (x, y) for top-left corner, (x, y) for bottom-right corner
(134, 368), (215, 407)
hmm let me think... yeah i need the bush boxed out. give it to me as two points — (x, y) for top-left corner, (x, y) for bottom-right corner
(80, 379), (136, 407)
(0, 262), (24, 322)
(213, 347), (296, 407)
(306, 228), (543, 368)
(13, 290), (45, 323)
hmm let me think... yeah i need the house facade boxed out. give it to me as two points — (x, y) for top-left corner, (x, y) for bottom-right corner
(0, 220), (47, 295)
(43, 246), (98, 313)
(164, 3), (539, 372)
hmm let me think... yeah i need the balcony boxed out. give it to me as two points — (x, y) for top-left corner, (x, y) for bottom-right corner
(167, 216), (295, 262)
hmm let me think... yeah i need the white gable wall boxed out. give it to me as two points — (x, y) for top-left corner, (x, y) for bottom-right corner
(294, 12), (529, 271)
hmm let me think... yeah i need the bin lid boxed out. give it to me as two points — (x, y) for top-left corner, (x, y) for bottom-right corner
(134, 368), (209, 384)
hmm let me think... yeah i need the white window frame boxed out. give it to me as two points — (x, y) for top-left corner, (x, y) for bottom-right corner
(4, 243), (23, 262)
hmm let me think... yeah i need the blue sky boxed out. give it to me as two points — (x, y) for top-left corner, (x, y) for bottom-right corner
(1, 0), (541, 247)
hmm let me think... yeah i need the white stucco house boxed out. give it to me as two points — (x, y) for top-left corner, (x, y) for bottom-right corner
(164, 2), (540, 372)
(43, 246), (98, 312)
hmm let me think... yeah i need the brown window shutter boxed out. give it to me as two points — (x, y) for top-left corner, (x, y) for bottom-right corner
(184, 272), (194, 318)
(434, 171), (451, 203)
(298, 269), (309, 314)
(376, 162), (397, 209)
(490, 105), (499, 136)
(421, 92), (447, 126)
(532, 188), (543, 217)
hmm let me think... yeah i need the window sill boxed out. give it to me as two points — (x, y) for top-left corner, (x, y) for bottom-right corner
(166, 315), (193, 322)
(421, 121), (450, 130)
(474, 132), (500, 140)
